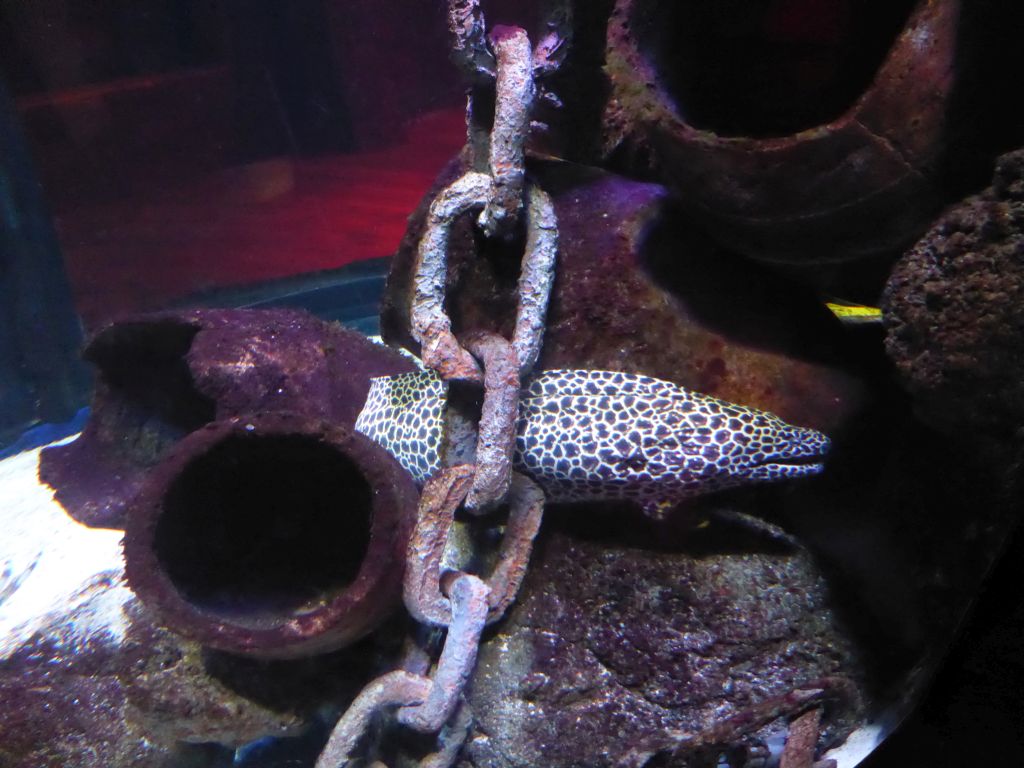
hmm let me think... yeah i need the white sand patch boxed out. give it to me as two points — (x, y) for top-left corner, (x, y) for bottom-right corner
(0, 438), (130, 659)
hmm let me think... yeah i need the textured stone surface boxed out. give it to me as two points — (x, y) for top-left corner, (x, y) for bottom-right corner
(0, 591), (390, 766)
(0, 598), (242, 768)
(40, 308), (416, 528)
(119, 602), (304, 748)
(382, 159), (865, 434)
(883, 148), (1024, 437)
(0, 649), (167, 768)
(463, 512), (864, 768)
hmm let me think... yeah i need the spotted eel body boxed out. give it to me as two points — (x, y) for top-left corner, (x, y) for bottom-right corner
(355, 368), (829, 513)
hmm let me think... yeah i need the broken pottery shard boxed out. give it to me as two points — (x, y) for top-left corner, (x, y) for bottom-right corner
(600, 0), (959, 264)
(40, 308), (416, 528)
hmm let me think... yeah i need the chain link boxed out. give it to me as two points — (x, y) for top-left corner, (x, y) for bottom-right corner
(405, 465), (545, 628)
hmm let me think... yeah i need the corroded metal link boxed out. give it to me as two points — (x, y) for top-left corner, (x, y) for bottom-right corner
(409, 179), (561, 385)
(315, 582), (488, 768)
(416, 14), (559, 393)
(314, 671), (432, 768)
(420, 700), (473, 768)
(404, 467), (544, 627)
(320, 6), (565, 768)
(461, 331), (520, 512)
(511, 184), (557, 376)
(397, 573), (490, 733)
(404, 466), (477, 627)
(780, 707), (828, 768)
(478, 26), (534, 239)
(481, 472), (545, 623)
(448, 0), (571, 82)
(448, 0), (496, 80)
(412, 172), (491, 383)
(412, 176), (556, 388)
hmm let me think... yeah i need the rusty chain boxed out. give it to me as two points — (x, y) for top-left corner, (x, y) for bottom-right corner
(404, 465), (545, 628)
(317, 3), (568, 767)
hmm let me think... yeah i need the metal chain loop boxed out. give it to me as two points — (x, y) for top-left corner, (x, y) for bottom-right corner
(314, 672), (432, 768)
(313, 574), (488, 768)
(317, 466), (544, 768)
(404, 465), (545, 628)
(448, 0), (572, 85)
(411, 179), (557, 384)
(396, 573), (490, 733)
(411, 27), (557, 513)
(478, 26), (533, 238)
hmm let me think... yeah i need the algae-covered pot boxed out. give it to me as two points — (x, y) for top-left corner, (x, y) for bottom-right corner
(40, 308), (417, 528)
(123, 412), (419, 659)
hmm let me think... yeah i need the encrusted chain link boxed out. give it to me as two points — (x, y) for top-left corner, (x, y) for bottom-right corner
(317, 3), (569, 767)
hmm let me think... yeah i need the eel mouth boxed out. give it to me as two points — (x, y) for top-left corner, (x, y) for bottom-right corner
(757, 453), (826, 467)
(751, 431), (831, 475)
(755, 456), (827, 476)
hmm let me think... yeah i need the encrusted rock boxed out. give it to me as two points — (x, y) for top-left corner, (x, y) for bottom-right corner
(382, 160), (865, 434)
(0, 647), (171, 768)
(119, 602), (303, 748)
(463, 513), (864, 767)
(0, 597), (253, 768)
(883, 148), (1024, 437)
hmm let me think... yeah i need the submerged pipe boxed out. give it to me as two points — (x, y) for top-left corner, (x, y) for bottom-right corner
(123, 412), (419, 659)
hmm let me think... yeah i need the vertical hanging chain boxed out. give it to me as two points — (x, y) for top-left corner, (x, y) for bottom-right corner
(317, 4), (570, 767)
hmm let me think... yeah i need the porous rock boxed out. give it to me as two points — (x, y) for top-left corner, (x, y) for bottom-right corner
(883, 148), (1024, 437)
(119, 602), (303, 748)
(463, 512), (864, 767)
(0, 599), (242, 768)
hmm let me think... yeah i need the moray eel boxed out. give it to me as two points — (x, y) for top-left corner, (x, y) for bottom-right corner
(355, 368), (830, 514)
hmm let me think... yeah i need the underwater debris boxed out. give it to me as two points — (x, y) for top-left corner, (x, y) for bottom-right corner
(315, 495), (492, 768)
(780, 708), (833, 768)
(402, 466), (544, 628)
(322, 3), (564, 763)
(123, 413), (418, 658)
(40, 308), (415, 528)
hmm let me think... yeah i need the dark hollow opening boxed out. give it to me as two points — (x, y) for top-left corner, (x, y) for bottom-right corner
(88, 322), (216, 462)
(633, 0), (917, 137)
(155, 432), (371, 624)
